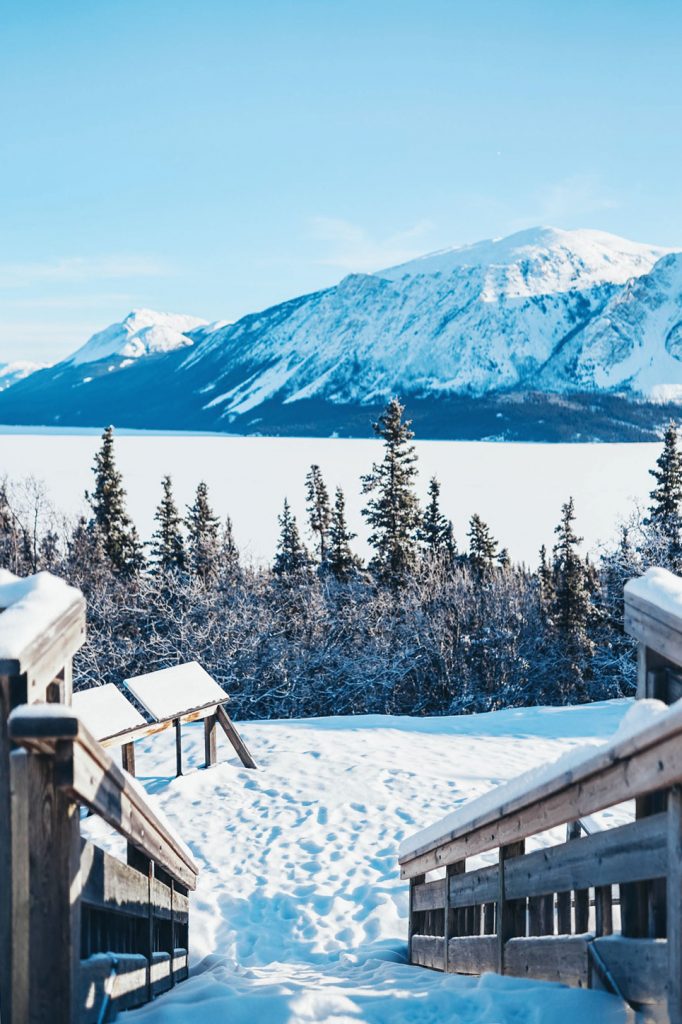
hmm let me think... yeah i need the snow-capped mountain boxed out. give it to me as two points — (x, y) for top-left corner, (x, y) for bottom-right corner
(0, 360), (44, 391)
(1, 227), (681, 441)
(68, 308), (207, 367)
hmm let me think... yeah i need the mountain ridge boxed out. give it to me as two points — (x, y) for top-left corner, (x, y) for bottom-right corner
(2, 226), (682, 441)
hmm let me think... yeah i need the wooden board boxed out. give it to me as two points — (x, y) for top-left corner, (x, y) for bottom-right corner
(505, 935), (590, 986)
(591, 936), (667, 1006)
(410, 935), (444, 971)
(447, 936), (497, 975)
(125, 662), (227, 723)
(72, 684), (146, 743)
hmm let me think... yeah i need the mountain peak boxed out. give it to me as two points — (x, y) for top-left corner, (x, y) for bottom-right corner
(68, 309), (207, 367)
(376, 225), (673, 294)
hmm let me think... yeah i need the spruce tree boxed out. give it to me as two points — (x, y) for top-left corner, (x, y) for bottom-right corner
(87, 426), (144, 574)
(0, 483), (20, 572)
(150, 475), (185, 574)
(538, 544), (555, 612)
(274, 498), (309, 576)
(361, 397), (422, 583)
(328, 487), (359, 580)
(420, 476), (454, 558)
(646, 421), (682, 559)
(219, 516), (240, 580)
(551, 497), (594, 699)
(305, 464), (332, 564)
(186, 481), (220, 582)
(467, 514), (498, 574)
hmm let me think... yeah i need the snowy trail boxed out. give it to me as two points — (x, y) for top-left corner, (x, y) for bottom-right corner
(85, 701), (635, 1023)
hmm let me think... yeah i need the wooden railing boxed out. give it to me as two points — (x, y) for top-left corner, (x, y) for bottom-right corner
(399, 568), (682, 1024)
(8, 704), (199, 1023)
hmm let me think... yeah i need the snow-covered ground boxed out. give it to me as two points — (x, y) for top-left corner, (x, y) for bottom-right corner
(0, 429), (661, 566)
(84, 699), (636, 1022)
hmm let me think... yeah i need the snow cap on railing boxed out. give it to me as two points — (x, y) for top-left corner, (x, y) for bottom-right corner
(625, 566), (682, 620)
(0, 569), (84, 661)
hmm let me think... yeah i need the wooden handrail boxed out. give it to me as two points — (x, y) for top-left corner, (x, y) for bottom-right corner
(399, 699), (682, 877)
(9, 704), (199, 890)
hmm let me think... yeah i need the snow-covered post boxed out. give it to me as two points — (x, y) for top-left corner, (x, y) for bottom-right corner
(0, 571), (85, 1024)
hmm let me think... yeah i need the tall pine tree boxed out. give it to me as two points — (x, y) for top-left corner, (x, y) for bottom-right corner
(150, 475), (185, 574)
(305, 464), (332, 564)
(87, 426), (144, 574)
(361, 397), (422, 583)
(328, 487), (359, 580)
(467, 514), (498, 574)
(420, 476), (455, 558)
(274, 498), (309, 577)
(186, 481), (220, 581)
(646, 421), (682, 561)
(551, 497), (594, 698)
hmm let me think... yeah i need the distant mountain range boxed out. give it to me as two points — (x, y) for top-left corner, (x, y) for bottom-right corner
(3, 226), (682, 441)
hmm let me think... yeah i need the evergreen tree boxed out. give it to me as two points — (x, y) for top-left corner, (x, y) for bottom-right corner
(273, 498), (309, 576)
(150, 475), (185, 574)
(87, 426), (144, 574)
(305, 464), (332, 564)
(361, 398), (422, 583)
(538, 544), (555, 612)
(551, 497), (594, 698)
(420, 476), (454, 557)
(646, 421), (682, 559)
(218, 516), (240, 580)
(467, 514), (498, 574)
(497, 547), (511, 570)
(328, 487), (359, 580)
(0, 482), (21, 572)
(65, 515), (109, 586)
(186, 481), (220, 581)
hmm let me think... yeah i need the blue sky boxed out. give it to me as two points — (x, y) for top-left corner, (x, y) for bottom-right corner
(2, 0), (682, 362)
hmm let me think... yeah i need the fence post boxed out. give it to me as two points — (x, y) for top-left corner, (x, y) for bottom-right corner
(204, 714), (218, 768)
(408, 874), (424, 963)
(497, 841), (525, 974)
(12, 744), (81, 1023)
(668, 786), (682, 1024)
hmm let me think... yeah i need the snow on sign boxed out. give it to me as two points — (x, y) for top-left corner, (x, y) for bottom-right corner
(72, 683), (146, 741)
(124, 661), (226, 722)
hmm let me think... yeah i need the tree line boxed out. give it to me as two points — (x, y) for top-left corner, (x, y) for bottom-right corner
(2, 398), (682, 719)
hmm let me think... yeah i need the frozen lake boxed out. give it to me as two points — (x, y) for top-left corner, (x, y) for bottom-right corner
(0, 427), (660, 567)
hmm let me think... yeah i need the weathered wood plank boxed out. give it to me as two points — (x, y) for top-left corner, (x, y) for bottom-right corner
(413, 878), (445, 912)
(592, 936), (667, 1007)
(172, 948), (189, 984)
(449, 862), (499, 908)
(408, 873), (425, 962)
(668, 787), (682, 1023)
(81, 841), (152, 919)
(499, 815), (663, 905)
(80, 953), (149, 1021)
(498, 841), (525, 975)
(204, 713), (218, 768)
(19, 746), (82, 1023)
(9, 749), (29, 1024)
(216, 704), (258, 770)
(447, 936), (497, 975)
(505, 935), (590, 987)
(411, 935), (444, 971)
(151, 952), (172, 997)
(121, 741), (135, 776)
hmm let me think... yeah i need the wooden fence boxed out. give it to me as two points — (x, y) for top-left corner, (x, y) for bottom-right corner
(399, 568), (682, 1024)
(0, 573), (199, 1023)
(9, 705), (198, 1023)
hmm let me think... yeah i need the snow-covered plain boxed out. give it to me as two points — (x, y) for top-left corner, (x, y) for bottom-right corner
(82, 700), (635, 1023)
(0, 428), (660, 566)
